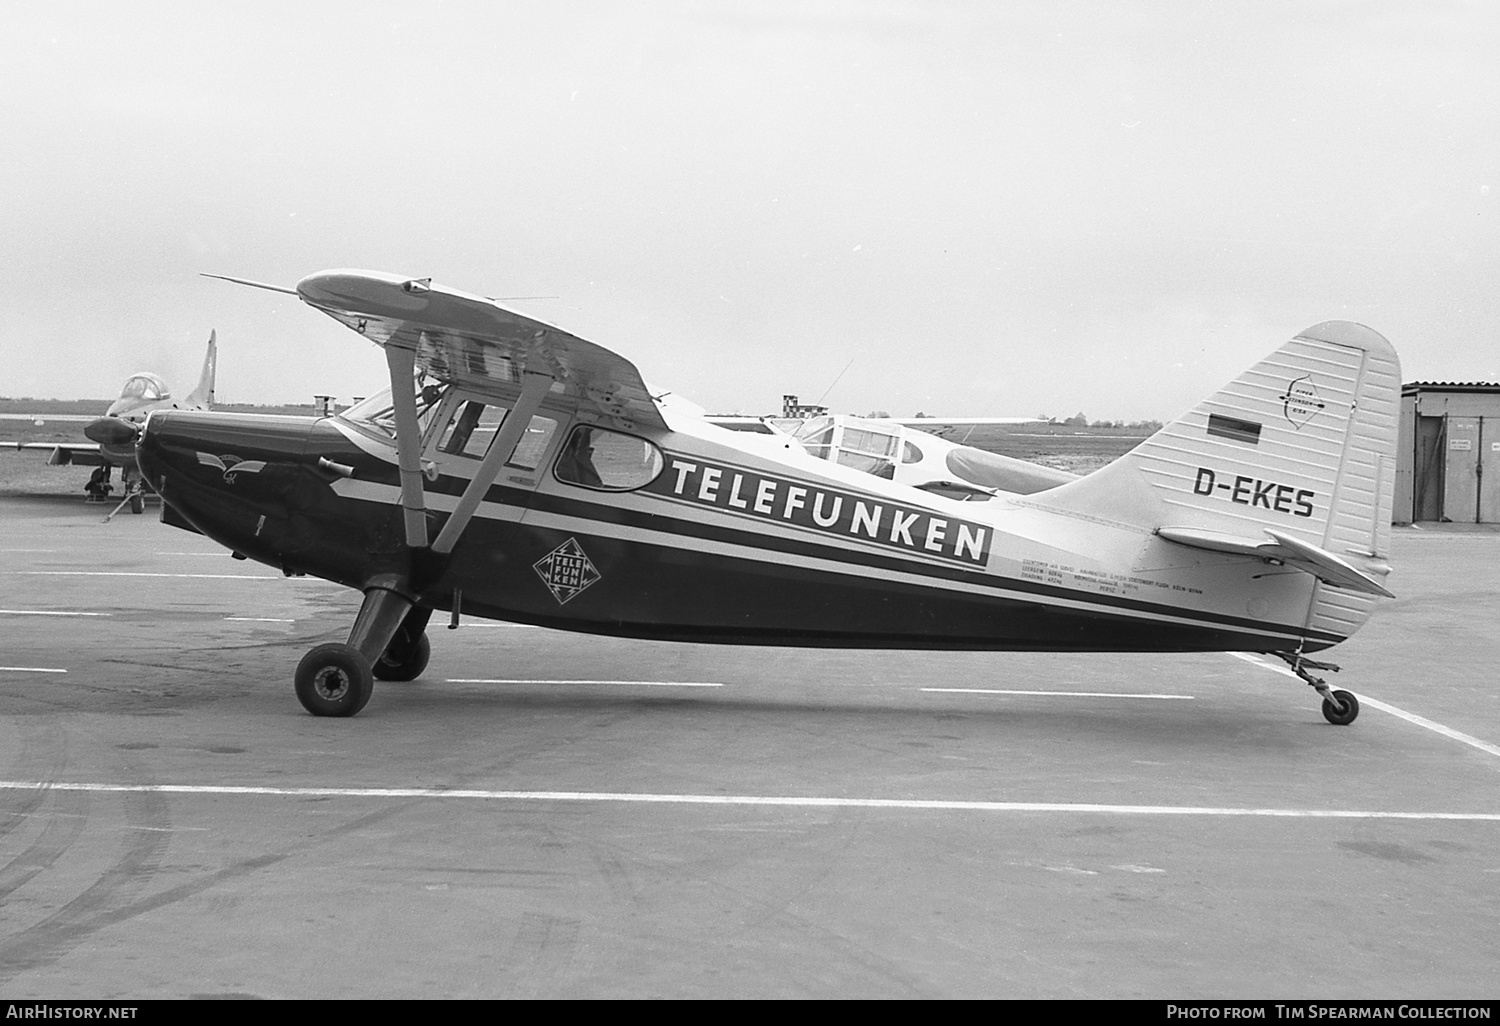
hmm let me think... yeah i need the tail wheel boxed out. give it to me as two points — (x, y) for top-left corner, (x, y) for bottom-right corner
(295, 643), (374, 717)
(1321, 689), (1360, 726)
(373, 631), (431, 682)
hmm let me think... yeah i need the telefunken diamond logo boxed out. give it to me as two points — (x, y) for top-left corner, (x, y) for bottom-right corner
(533, 537), (601, 605)
(1279, 374), (1325, 429)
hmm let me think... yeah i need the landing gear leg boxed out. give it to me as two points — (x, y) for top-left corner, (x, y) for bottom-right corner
(294, 575), (415, 717)
(103, 469), (147, 523)
(1274, 649), (1359, 725)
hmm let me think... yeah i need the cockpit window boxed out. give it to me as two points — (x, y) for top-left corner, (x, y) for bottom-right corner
(120, 375), (168, 401)
(554, 426), (664, 491)
(339, 381), (446, 440)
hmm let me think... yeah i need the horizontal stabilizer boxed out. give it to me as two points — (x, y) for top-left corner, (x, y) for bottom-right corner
(1156, 526), (1394, 598)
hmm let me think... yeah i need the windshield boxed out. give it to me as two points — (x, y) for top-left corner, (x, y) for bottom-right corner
(339, 380), (447, 439)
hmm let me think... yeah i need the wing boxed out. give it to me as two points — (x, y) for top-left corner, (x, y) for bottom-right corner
(296, 270), (666, 432)
(10, 442), (106, 466)
(196, 452), (227, 471)
(887, 417), (1042, 426)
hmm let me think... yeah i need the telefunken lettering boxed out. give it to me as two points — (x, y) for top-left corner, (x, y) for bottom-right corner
(649, 456), (992, 566)
(1193, 467), (1315, 517)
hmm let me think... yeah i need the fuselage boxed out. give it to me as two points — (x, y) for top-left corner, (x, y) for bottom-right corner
(136, 404), (1337, 654)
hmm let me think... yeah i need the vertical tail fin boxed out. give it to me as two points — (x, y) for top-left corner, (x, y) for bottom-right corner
(1037, 321), (1401, 642)
(185, 330), (217, 409)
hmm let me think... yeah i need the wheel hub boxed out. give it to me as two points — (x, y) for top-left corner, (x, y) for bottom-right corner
(313, 665), (350, 701)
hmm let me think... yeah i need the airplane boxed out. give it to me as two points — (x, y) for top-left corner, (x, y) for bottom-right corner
(718, 412), (1079, 500)
(5, 332), (217, 516)
(133, 270), (1398, 725)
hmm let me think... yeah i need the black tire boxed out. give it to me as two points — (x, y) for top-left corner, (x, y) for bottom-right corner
(1321, 689), (1359, 726)
(295, 643), (374, 717)
(373, 631), (431, 682)
(129, 493), (145, 515)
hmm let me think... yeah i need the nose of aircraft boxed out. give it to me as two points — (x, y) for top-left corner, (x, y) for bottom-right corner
(137, 409), (317, 520)
(84, 416), (140, 447)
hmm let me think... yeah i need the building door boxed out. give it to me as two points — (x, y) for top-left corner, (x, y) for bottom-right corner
(1481, 417), (1500, 524)
(1414, 416), (1445, 521)
(1443, 416), (1480, 523)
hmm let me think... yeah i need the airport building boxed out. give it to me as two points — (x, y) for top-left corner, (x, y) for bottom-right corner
(1394, 381), (1500, 524)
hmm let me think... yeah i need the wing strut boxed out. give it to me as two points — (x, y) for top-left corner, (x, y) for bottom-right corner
(432, 370), (553, 555)
(384, 345), (431, 549)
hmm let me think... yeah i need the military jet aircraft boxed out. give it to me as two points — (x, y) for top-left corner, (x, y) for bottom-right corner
(136, 271), (1397, 722)
(5, 332), (217, 516)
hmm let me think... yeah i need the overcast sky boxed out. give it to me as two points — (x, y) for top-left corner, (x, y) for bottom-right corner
(3, 1), (1496, 420)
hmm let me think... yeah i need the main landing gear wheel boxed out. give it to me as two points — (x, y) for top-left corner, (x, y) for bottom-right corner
(129, 492), (145, 515)
(1321, 689), (1360, 726)
(373, 631), (431, 682)
(295, 643), (374, 717)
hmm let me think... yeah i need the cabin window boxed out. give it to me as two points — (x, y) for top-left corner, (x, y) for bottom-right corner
(835, 451), (896, 478)
(340, 382), (446, 440)
(793, 418), (836, 461)
(902, 440), (924, 464)
(840, 426), (899, 458)
(554, 425), (664, 491)
(433, 399), (559, 469)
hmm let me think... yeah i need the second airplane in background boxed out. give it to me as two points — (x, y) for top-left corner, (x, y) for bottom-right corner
(5, 333), (217, 515)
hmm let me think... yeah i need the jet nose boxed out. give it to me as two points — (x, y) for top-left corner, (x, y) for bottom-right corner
(84, 416), (140, 447)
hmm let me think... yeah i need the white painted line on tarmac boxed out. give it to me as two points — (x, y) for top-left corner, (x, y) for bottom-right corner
(1353, 696), (1500, 759)
(1229, 651), (1298, 677)
(459, 623), (540, 629)
(447, 679), (724, 688)
(0, 549), (57, 553)
(224, 617), (296, 623)
(0, 780), (1497, 821)
(0, 609), (111, 617)
(1230, 652), (1500, 760)
(156, 551), (231, 556)
(13, 571), (280, 580)
(0, 667), (67, 674)
(923, 688), (1193, 700)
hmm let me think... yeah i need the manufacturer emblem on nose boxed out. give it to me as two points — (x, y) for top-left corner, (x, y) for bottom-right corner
(533, 537), (601, 605)
(196, 452), (267, 484)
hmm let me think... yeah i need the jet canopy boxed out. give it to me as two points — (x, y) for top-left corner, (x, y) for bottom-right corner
(119, 374), (169, 401)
